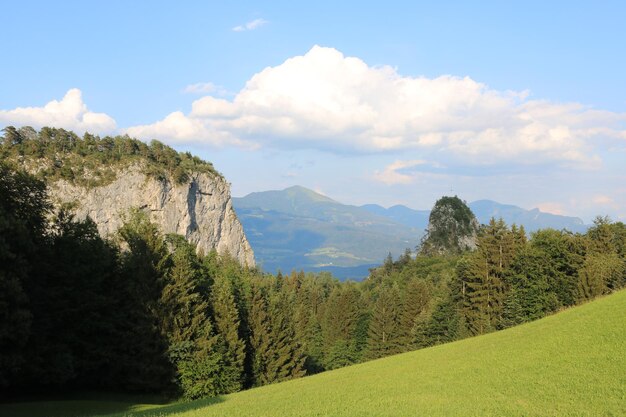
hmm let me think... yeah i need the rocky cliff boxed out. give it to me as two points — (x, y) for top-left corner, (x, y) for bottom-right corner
(420, 196), (479, 255)
(1, 127), (255, 266)
(50, 164), (255, 266)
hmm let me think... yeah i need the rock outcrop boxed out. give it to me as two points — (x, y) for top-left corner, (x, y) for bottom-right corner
(50, 165), (255, 266)
(420, 196), (479, 256)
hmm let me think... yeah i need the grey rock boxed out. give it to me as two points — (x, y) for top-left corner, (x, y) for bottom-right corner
(49, 165), (255, 266)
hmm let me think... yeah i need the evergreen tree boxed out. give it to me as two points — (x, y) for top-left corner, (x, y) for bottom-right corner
(248, 279), (305, 385)
(578, 253), (625, 301)
(248, 282), (272, 386)
(398, 279), (431, 350)
(211, 273), (246, 392)
(116, 211), (174, 392)
(366, 284), (402, 359)
(458, 218), (518, 335)
(0, 165), (48, 386)
(322, 284), (363, 369)
(530, 229), (585, 307)
(425, 296), (463, 345)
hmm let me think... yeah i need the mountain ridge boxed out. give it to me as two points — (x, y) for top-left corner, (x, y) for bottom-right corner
(234, 186), (590, 278)
(233, 187), (422, 278)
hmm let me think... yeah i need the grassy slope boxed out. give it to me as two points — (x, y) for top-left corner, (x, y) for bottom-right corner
(3, 290), (625, 417)
(0, 393), (166, 417)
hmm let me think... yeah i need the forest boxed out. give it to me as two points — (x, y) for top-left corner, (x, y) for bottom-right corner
(1, 128), (626, 401)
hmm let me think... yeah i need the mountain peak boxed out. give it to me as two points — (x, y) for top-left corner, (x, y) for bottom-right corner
(282, 185), (337, 203)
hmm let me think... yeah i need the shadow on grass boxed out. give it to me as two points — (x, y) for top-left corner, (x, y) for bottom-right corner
(0, 393), (224, 417)
(102, 396), (224, 417)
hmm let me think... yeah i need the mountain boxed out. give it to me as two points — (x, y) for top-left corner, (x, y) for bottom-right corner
(469, 199), (588, 233)
(420, 196), (479, 255)
(233, 186), (422, 279)
(234, 186), (589, 279)
(360, 203), (430, 230)
(363, 199), (588, 234)
(3, 126), (254, 265)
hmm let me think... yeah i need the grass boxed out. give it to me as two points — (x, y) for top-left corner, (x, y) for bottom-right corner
(0, 393), (168, 417)
(3, 290), (625, 416)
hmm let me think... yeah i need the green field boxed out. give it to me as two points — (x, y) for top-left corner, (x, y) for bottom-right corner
(3, 290), (625, 417)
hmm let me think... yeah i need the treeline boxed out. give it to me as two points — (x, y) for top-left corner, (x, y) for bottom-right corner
(0, 163), (304, 398)
(2, 162), (626, 401)
(0, 126), (219, 187)
(363, 217), (626, 354)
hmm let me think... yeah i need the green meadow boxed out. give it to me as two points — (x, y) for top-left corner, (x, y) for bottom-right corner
(3, 289), (624, 417)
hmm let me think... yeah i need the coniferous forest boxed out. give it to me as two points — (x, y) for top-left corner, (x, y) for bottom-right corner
(1, 128), (626, 401)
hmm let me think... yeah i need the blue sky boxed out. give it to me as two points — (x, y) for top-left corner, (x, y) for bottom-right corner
(1, 1), (625, 222)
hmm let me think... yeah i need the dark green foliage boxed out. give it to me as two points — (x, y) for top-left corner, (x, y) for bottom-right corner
(116, 211), (176, 392)
(457, 218), (521, 335)
(1, 126), (220, 188)
(366, 284), (402, 359)
(322, 284), (364, 369)
(398, 279), (431, 350)
(425, 296), (464, 345)
(529, 229), (585, 307)
(0, 164), (48, 386)
(578, 253), (625, 300)
(211, 274), (246, 392)
(248, 277), (305, 385)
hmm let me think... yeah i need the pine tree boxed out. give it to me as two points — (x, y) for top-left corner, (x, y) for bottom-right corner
(211, 273), (246, 392)
(322, 284), (363, 369)
(248, 282), (271, 386)
(578, 253), (624, 300)
(398, 279), (431, 351)
(458, 218), (518, 335)
(0, 165), (48, 386)
(425, 297), (462, 345)
(248, 279), (305, 385)
(293, 276), (325, 373)
(366, 284), (402, 359)
(264, 288), (306, 383)
(115, 211), (175, 392)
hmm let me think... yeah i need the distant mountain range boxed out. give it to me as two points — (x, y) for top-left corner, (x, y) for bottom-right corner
(361, 200), (588, 234)
(233, 186), (421, 279)
(233, 186), (588, 280)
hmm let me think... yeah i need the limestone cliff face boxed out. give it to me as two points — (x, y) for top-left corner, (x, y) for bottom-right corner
(50, 165), (255, 266)
(420, 196), (479, 256)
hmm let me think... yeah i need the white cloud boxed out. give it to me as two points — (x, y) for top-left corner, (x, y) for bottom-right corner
(374, 160), (433, 185)
(183, 82), (218, 94)
(232, 18), (268, 32)
(125, 46), (626, 168)
(182, 82), (230, 96)
(0, 88), (116, 134)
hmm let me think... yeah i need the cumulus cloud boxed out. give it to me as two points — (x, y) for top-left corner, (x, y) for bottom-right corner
(232, 18), (268, 32)
(0, 88), (116, 134)
(125, 46), (626, 167)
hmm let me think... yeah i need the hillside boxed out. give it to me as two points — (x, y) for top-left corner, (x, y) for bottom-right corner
(121, 289), (626, 416)
(233, 186), (421, 278)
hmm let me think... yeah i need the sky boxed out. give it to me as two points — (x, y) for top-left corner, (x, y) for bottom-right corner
(1, 0), (625, 222)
